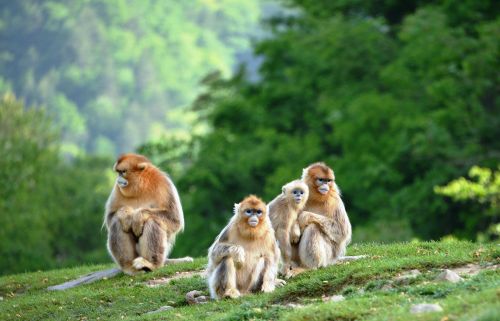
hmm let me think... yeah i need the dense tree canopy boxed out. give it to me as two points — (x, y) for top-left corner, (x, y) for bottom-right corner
(167, 0), (499, 256)
(0, 0), (498, 274)
(0, 0), (262, 156)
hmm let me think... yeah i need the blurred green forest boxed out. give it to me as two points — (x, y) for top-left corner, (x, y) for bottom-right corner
(0, 0), (498, 275)
(0, 0), (262, 156)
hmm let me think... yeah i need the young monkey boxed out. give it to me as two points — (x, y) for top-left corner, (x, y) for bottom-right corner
(269, 180), (309, 278)
(207, 195), (282, 299)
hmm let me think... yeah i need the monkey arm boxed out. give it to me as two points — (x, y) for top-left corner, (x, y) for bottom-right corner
(298, 211), (341, 243)
(209, 242), (245, 268)
(290, 222), (301, 244)
(133, 208), (182, 235)
(113, 206), (134, 232)
(276, 228), (292, 267)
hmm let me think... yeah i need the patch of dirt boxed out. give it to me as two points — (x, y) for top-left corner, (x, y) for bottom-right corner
(145, 270), (205, 287)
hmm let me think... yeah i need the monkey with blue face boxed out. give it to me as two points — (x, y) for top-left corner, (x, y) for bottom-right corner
(207, 195), (283, 299)
(269, 180), (310, 278)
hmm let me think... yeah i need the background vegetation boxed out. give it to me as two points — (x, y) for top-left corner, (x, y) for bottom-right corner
(0, 0), (498, 275)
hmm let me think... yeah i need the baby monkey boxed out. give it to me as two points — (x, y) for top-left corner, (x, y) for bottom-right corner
(269, 180), (309, 278)
(207, 195), (281, 299)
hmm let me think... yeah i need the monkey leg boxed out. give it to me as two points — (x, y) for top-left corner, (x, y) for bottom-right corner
(107, 217), (139, 275)
(332, 239), (348, 261)
(298, 224), (333, 269)
(208, 257), (240, 299)
(134, 219), (168, 272)
(247, 257), (266, 293)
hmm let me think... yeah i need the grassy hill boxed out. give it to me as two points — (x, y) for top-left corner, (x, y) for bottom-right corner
(1, 241), (498, 321)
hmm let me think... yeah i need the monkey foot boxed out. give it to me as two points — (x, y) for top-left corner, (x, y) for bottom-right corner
(121, 266), (140, 276)
(133, 257), (154, 271)
(223, 288), (241, 299)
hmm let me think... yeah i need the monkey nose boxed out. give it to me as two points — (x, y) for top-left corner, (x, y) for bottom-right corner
(248, 217), (259, 227)
(117, 177), (128, 187)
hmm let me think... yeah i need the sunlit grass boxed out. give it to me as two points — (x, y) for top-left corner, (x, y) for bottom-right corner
(0, 241), (498, 321)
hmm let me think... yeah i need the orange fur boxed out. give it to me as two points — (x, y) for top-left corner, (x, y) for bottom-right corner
(295, 162), (352, 270)
(104, 153), (185, 274)
(207, 195), (280, 299)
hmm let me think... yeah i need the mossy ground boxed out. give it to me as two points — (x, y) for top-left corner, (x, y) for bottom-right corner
(1, 241), (498, 321)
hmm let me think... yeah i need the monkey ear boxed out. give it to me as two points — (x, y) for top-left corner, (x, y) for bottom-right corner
(112, 162), (118, 172)
(137, 162), (149, 170)
(233, 203), (240, 216)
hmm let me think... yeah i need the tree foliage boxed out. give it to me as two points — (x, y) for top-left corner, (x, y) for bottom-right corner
(0, 95), (110, 275)
(435, 166), (500, 240)
(0, 0), (261, 156)
(164, 0), (499, 257)
(1, 0), (499, 273)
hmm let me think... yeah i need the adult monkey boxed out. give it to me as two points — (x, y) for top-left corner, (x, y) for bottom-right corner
(297, 162), (352, 269)
(207, 195), (283, 299)
(104, 153), (190, 275)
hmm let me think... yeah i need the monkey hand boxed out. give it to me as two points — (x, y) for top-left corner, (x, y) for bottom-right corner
(290, 223), (301, 244)
(261, 281), (275, 293)
(297, 212), (310, 231)
(230, 246), (245, 268)
(116, 206), (135, 232)
(275, 278), (287, 287)
(131, 209), (151, 237)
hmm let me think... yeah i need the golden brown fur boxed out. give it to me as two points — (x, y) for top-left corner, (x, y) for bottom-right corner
(269, 180), (309, 278)
(207, 195), (281, 299)
(296, 162), (352, 270)
(104, 153), (187, 275)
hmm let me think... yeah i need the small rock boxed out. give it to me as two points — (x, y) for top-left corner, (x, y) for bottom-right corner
(0, 296), (3, 301)
(381, 284), (394, 291)
(394, 269), (421, 284)
(329, 295), (345, 302)
(186, 290), (209, 305)
(146, 305), (173, 314)
(410, 303), (443, 314)
(285, 303), (304, 309)
(436, 269), (463, 283)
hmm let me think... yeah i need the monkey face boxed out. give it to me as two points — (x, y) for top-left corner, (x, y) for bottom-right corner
(315, 177), (333, 195)
(243, 208), (263, 227)
(113, 153), (151, 194)
(304, 164), (335, 197)
(237, 195), (267, 228)
(115, 169), (129, 188)
(291, 188), (306, 204)
(282, 180), (309, 207)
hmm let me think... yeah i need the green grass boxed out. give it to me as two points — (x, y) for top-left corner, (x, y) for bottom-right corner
(1, 241), (498, 321)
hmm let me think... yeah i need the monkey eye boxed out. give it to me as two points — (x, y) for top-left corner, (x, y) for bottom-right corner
(256, 210), (262, 216)
(300, 190), (304, 195)
(245, 209), (252, 216)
